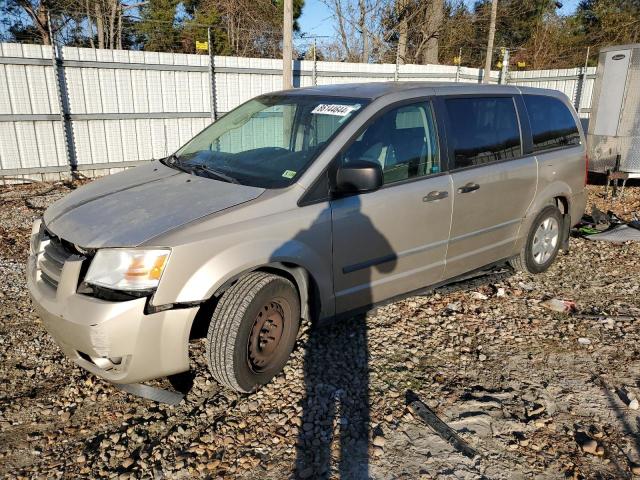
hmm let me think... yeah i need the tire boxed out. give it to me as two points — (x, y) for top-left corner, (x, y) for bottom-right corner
(206, 272), (300, 393)
(510, 205), (563, 274)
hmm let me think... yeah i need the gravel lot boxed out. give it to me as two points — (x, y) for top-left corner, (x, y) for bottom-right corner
(1, 180), (640, 479)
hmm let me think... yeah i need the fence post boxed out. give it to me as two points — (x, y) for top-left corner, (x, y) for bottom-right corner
(575, 46), (590, 113)
(499, 48), (509, 84)
(48, 13), (77, 175)
(207, 27), (217, 121)
(312, 38), (317, 86)
(394, 48), (400, 82)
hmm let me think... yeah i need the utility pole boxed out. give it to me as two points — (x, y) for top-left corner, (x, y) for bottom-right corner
(482, 0), (498, 84)
(283, 0), (293, 89)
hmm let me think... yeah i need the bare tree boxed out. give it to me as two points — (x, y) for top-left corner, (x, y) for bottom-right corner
(419, 0), (443, 64)
(330, 0), (353, 59)
(395, 0), (408, 63)
(323, 0), (388, 62)
(14, 0), (52, 44)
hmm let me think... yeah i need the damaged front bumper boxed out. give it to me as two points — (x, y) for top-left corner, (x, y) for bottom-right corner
(27, 245), (199, 384)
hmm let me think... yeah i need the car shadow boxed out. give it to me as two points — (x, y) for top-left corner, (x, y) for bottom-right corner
(294, 313), (371, 479)
(271, 195), (517, 478)
(270, 195), (395, 479)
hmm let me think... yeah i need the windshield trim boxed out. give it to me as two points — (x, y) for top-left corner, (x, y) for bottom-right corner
(172, 94), (371, 189)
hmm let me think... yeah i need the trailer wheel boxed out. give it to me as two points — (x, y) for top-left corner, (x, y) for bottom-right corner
(206, 272), (300, 393)
(510, 205), (563, 274)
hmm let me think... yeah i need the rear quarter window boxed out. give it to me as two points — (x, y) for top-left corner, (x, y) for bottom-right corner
(445, 96), (522, 169)
(523, 94), (581, 153)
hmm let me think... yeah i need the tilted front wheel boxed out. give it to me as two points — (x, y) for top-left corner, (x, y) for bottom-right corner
(206, 272), (300, 393)
(510, 205), (563, 274)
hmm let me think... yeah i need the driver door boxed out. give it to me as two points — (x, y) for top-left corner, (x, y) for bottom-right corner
(330, 101), (453, 313)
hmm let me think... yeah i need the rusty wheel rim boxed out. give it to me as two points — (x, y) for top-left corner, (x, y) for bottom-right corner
(248, 299), (288, 373)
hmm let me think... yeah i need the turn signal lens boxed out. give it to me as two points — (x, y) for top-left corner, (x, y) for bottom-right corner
(124, 254), (168, 280)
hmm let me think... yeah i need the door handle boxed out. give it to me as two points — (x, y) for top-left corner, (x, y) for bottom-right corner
(423, 190), (449, 202)
(457, 182), (480, 194)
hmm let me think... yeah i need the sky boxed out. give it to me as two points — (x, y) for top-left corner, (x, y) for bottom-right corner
(297, 0), (582, 40)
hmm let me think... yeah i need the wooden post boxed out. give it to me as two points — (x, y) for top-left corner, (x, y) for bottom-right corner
(482, 0), (498, 84)
(283, 0), (293, 89)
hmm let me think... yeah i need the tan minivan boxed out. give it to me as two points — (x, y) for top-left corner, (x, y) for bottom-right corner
(27, 82), (587, 393)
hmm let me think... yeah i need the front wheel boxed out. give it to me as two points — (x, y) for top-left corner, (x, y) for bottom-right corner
(510, 205), (563, 274)
(206, 272), (300, 393)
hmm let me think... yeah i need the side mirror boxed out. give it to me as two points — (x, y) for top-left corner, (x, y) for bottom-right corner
(335, 160), (383, 194)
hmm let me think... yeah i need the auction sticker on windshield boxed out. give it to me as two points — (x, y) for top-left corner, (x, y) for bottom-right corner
(282, 170), (296, 179)
(311, 104), (360, 116)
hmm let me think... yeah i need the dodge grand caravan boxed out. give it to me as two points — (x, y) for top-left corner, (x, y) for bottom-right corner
(27, 82), (587, 393)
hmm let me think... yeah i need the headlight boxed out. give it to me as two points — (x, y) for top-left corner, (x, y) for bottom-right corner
(85, 249), (170, 291)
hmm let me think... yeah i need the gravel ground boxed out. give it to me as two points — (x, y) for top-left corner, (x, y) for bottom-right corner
(1, 181), (640, 479)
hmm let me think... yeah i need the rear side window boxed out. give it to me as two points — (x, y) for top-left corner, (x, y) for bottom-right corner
(523, 94), (581, 153)
(445, 97), (521, 169)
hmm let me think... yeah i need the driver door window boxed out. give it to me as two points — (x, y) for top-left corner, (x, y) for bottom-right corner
(341, 101), (440, 184)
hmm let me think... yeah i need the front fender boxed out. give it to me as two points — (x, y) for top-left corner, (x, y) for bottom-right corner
(184, 238), (331, 310)
(151, 200), (334, 316)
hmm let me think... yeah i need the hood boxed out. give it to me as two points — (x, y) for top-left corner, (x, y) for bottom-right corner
(43, 162), (265, 248)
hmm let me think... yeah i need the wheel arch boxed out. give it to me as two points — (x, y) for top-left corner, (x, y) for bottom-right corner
(553, 195), (569, 214)
(188, 261), (324, 341)
(213, 262), (321, 322)
(515, 182), (573, 253)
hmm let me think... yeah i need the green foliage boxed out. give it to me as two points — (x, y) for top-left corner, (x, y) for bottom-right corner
(576, 0), (640, 47)
(437, 0), (640, 68)
(182, 7), (229, 55)
(137, 0), (180, 51)
(274, 0), (305, 31)
(3, 0), (640, 69)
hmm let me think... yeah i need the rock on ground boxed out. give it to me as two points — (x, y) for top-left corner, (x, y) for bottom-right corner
(1, 180), (640, 479)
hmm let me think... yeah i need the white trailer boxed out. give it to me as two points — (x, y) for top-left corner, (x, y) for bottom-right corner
(588, 44), (640, 179)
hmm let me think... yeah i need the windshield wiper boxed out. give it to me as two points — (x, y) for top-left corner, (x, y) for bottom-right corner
(161, 154), (191, 173)
(162, 155), (239, 184)
(190, 164), (240, 184)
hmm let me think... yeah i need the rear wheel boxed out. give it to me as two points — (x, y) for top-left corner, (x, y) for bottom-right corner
(206, 272), (300, 393)
(510, 205), (563, 274)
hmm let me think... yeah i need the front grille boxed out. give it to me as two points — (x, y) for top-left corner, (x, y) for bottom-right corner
(38, 232), (77, 289)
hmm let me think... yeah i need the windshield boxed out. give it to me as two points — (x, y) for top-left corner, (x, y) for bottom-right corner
(171, 94), (368, 188)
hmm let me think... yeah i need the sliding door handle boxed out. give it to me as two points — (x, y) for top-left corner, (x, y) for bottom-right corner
(423, 190), (449, 202)
(457, 182), (480, 194)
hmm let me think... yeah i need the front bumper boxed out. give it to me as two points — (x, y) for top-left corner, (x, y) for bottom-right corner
(27, 251), (199, 384)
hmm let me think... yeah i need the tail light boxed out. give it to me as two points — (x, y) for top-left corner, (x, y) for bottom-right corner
(584, 153), (589, 186)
